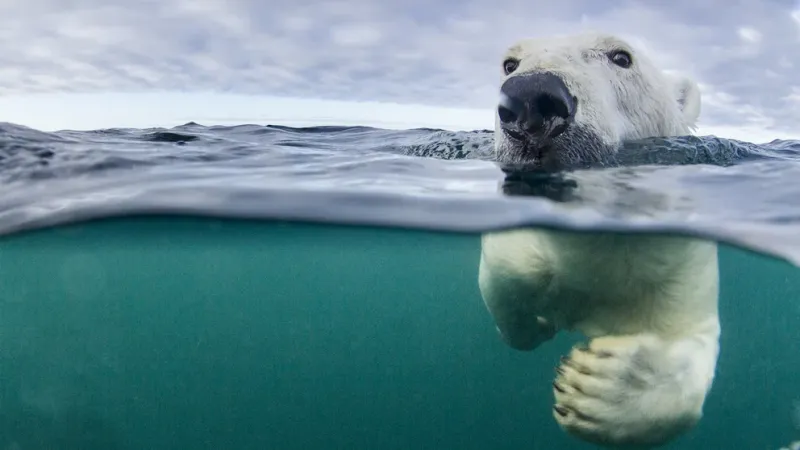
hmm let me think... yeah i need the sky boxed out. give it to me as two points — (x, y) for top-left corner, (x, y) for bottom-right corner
(1, 0), (800, 142)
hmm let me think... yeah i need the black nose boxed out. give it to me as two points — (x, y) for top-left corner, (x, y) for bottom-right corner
(497, 72), (576, 139)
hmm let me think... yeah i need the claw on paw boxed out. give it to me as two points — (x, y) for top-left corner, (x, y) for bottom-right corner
(574, 341), (615, 359)
(594, 349), (613, 358)
(560, 353), (592, 375)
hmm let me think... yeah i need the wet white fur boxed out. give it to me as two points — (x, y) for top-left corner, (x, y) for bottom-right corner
(480, 32), (719, 448)
(493, 32), (701, 154)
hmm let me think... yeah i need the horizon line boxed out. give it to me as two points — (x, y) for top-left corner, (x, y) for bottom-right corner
(0, 91), (796, 144)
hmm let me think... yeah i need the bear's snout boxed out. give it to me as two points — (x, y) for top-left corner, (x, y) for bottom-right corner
(498, 72), (577, 144)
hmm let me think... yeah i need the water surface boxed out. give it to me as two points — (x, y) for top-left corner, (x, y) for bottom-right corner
(2, 122), (800, 264)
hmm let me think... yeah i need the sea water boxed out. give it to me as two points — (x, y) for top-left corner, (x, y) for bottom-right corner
(0, 122), (798, 449)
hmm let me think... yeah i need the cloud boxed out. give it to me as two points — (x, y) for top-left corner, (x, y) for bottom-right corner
(737, 27), (763, 44)
(0, 0), (798, 139)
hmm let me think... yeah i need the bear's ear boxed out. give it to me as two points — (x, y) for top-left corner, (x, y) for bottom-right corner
(668, 74), (701, 129)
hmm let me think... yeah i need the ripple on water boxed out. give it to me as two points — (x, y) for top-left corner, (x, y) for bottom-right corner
(1, 121), (800, 266)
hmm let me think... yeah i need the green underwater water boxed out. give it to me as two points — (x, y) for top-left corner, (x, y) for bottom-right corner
(0, 217), (797, 449)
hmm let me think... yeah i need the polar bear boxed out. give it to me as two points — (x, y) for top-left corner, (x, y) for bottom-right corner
(478, 32), (719, 448)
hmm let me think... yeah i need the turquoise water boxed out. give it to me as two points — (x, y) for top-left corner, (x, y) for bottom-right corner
(1, 122), (800, 448)
(0, 217), (797, 449)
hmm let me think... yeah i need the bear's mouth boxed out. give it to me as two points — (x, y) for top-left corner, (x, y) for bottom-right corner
(502, 128), (551, 162)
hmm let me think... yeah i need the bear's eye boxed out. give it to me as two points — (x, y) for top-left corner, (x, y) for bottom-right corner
(608, 50), (633, 68)
(503, 59), (519, 75)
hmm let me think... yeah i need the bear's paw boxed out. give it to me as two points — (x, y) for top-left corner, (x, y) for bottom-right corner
(552, 334), (713, 448)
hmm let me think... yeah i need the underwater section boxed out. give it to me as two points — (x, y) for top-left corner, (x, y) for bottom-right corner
(0, 216), (796, 449)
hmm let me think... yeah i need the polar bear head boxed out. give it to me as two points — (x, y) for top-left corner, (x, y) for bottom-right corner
(494, 32), (701, 168)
